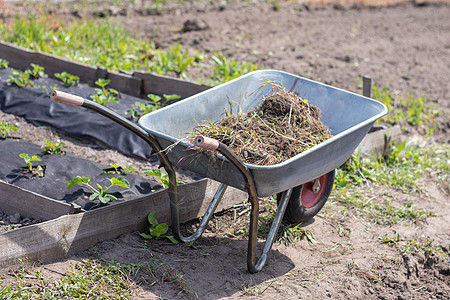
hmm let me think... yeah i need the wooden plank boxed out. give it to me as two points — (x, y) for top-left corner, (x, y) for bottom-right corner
(134, 70), (210, 99)
(357, 125), (403, 156)
(0, 41), (98, 84)
(0, 179), (246, 271)
(107, 70), (142, 98)
(0, 41), (212, 100)
(0, 180), (77, 221)
(0, 41), (39, 71)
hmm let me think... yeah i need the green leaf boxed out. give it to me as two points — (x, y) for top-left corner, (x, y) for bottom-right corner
(143, 169), (162, 177)
(31, 155), (42, 162)
(139, 233), (153, 240)
(163, 94), (181, 101)
(98, 194), (111, 203)
(89, 193), (100, 200)
(68, 176), (84, 189)
(147, 93), (161, 103)
(147, 211), (158, 226)
(150, 223), (168, 238)
(164, 235), (179, 244)
(108, 194), (117, 200)
(19, 153), (30, 163)
(110, 177), (130, 189)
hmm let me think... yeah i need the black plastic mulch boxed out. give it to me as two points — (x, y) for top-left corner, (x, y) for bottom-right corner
(0, 138), (158, 210)
(0, 68), (153, 159)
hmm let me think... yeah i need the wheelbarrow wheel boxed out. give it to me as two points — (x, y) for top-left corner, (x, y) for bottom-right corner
(277, 170), (335, 223)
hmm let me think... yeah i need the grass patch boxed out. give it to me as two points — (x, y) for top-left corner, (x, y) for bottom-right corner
(0, 254), (194, 299)
(0, 15), (259, 84)
(380, 230), (449, 261)
(332, 189), (432, 225)
(372, 85), (439, 134)
(0, 259), (137, 299)
(335, 139), (449, 194)
(233, 197), (317, 246)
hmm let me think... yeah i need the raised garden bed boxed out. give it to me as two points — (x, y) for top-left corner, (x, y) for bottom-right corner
(0, 49), (246, 271)
(0, 43), (398, 272)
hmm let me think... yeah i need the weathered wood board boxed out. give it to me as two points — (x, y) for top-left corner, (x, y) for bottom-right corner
(357, 125), (403, 156)
(0, 178), (246, 271)
(0, 41), (210, 99)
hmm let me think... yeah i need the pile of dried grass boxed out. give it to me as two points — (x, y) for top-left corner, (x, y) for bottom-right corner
(194, 85), (332, 165)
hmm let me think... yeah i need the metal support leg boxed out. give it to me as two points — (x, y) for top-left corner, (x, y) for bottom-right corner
(194, 135), (292, 273)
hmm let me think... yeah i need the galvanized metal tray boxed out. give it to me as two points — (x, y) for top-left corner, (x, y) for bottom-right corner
(139, 70), (387, 197)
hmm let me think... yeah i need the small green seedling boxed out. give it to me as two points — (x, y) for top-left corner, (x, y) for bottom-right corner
(0, 58), (9, 69)
(26, 63), (47, 79)
(90, 78), (120, 106)
(41, 139), (65, 155)
(103, 163), (138, 174)
(144, 168), (170, 188)
(140, 211), (179, 244)
(19, 153), (44, 177)
(0, 122), (18, 138)
(143, 168), (184, 190)
(126, 94), (181, 119)
(68, 175), (130, 204)
(148, 93), (180, 109)
(54, 72), (80, 87)
(7, 70), (34, 88)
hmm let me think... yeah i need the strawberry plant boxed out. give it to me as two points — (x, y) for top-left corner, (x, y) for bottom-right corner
(26, 63), (47, 79)
(90, 78), (120, 106)
(54, 72), (80, 87)
(140, 211), (178, 244)
(0, 122), (18, 138)
(126, 94), (180, 119)
(143, 168), (183, 190)
(41, 139), (65, 155)
(19, 153), (44, 177)
(7, 70), (34, 88)
(68, 175), (130, 204)
(0, 58), (8, 69)
(103, 163), (138, 174)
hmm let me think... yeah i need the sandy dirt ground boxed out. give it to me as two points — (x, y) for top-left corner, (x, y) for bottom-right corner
(1, 1), (449, 299)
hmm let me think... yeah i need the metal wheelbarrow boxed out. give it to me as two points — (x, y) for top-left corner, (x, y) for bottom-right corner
(51, 70), (387, 273)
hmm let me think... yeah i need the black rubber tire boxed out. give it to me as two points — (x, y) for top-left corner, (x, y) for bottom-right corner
(277, 170), (335, 224)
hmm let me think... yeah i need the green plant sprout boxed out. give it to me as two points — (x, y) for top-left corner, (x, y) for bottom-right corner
(54, 72), (80, 87)
(126, 94), (180, 119)
(41, 139), (65, 155)
(140, 211), (179, 244)
(103, 163), (138, 174)
(143, 168), (184, 190)
(211, 52), (259, 83)
(7, 70), (34, 88)
(26, 63), (47, 79)
(68, 175), (130, 203)
(0, 122), (18, 138)
(0, 58), (9, 69)
(90, 78), (120, 106)
(19, 153), (44, 177)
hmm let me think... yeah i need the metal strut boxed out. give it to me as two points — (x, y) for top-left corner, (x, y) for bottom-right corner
(194, 135), (292, 273)
(50, 91), (290, 273)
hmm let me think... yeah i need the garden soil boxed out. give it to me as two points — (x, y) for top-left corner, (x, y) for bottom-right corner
(1, 1), (450, 299)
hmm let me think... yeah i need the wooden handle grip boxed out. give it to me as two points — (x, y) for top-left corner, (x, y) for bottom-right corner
(194, 135), (219, 151)
(50, 90), (84, 106)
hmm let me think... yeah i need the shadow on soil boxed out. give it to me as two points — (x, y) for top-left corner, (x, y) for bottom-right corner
(79, 232), (295, 299)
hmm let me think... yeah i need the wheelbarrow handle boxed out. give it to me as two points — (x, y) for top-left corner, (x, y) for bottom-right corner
(50, 90), (84, 106)
(49, 91), (226, 252)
